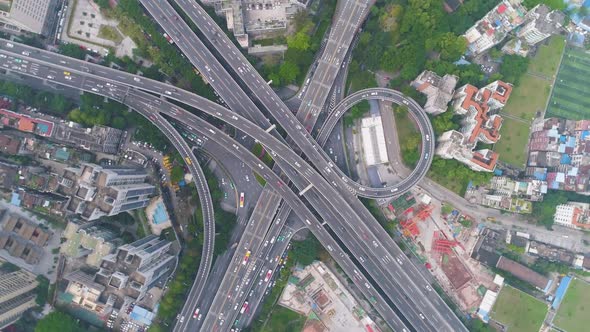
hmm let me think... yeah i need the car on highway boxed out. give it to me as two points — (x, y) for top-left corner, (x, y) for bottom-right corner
(242, 250), (251, 265)
(264, 269), (273, 282)
(240, 302), (249, 314)
(192, 308), (200, 319)
(239, 192), (245, 208)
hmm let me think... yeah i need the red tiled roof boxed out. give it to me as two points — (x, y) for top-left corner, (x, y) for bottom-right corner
(18, 118), (34, 132)
(497, 4), (507, 14)
(470, 150), (499, 171)
(459, 83), (510, 144)
(492, 81), (512, 104)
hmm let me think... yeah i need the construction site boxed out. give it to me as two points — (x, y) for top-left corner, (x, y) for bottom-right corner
(387, 190), (498, 312)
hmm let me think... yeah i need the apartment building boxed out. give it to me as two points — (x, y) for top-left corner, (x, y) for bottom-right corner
(94, 235), (177, 301)
(0, 0), (59, 36)
(203, 0), (308, 48)
(411, 70), (458, 115)
(436, 81), (513, 172)
(517, 4), (565, 46)
(59, 164), (155, 221)
(464, 0), (527, 55)
(554, 202), (590, 230)
(0, 265), (38, 329)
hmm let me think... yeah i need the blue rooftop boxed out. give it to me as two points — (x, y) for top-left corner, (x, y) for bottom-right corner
(552, 276), (572, 310)
(130, 306), (155, 326)
(10, 192), (21, 206)
(560, 154), (572, 165)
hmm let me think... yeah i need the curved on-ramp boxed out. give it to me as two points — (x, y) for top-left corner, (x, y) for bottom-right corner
(316, 88), (435, 198)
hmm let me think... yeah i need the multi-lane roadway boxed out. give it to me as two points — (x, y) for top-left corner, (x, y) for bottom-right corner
(0, 13), (466, 330)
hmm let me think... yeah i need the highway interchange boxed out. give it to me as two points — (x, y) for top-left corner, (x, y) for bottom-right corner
(0, 1), (467, 331)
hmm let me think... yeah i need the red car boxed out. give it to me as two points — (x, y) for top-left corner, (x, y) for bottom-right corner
(264, 269), (273, 283)
(193, 308), (200, 319)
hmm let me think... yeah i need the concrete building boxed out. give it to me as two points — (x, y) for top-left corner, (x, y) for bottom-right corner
(52, 123), (124, 154)
(0, 0), (59, 36)
(517, 4), (565, 46)
(436, 81), (513, 172)
(411, 70), (458, 115)
(496, 256), (552, 293)
(360, 116), (388, 166)
(94, 235), (177, 301)
(0, 265), (38, 329)
(466, 176), (547, 214)
(463, 0), (527, 55)
(61, 219), (119, 267)
(554, 202), (590, 230)
(0, 134), (22, 155)
(59, 164), (155, 221)
(526, 118), (590, 194)
(0, 210), (52, 265)
(63, 270), (106, 313)
(203, 0), (308, 48)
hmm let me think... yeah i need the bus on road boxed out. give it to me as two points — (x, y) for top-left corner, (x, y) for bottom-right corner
(239, 192), (245, 208)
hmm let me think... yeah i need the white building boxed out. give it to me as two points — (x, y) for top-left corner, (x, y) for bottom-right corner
(0, 0), (59, 36)
(436, 81), (513, 172)
(60, 164), (155, 221)
(554, 202), (590, 229)
(463, 1), (527, 55)
(517, 4), (565, 46)
(411, 71), (458, 115)
(361, 116), (388, 166)
(202, 0), (308, 48)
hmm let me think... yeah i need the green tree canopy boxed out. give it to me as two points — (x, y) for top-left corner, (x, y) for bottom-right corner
(35, 311), (80, 332)
(287, 31), (311, 51)
(278, 61), (300, 84)
(499, 55), (530, 85)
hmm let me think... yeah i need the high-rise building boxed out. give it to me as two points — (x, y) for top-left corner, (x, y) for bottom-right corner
(59, 164), (155, 221)
(436, 81), (513, 172)
(0, 0), (59, 36)
(0, 265), (39, 329)
(517, 4), (565, 46)
(95, 235), (177, 300)
(411, 71), (458, 115)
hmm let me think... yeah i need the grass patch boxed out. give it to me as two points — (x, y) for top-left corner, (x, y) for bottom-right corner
(493, 119), (531, 167)
(259, 306), (306, 332)
(491, 285), (547, 332)
(251, 142), (274, 167)
(393, 106), (421, 168)
(554, 278), (590, 332)
(546, 47), (590, 120)
(494, 37), (565, 168)
(254, 172), (267, 186)
(98, 25), (123, 43)
(528, 37), (566, 78)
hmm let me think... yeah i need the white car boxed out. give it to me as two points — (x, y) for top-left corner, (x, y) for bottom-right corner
(165, 90), (172, 95)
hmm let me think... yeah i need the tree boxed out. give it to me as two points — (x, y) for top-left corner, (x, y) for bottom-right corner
(170, 166), (184, 184)
(435, 33), (468, 61)
(287, 31), (311, 51)
(532, 191), (568, 229)
(290, 235), (320, 266)
(499, 54), (530, 85)
(523, 0), (566, 11)
(278, 61), (300, 84)
(58, 43), (87, 60)
(431, 111), (459, 136)
(378, 4), (403, 33)
(35, 311), (80, 332)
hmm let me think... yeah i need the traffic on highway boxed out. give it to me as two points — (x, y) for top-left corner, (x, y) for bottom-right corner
(0, 1), (468, 330)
